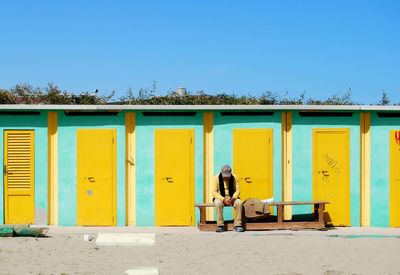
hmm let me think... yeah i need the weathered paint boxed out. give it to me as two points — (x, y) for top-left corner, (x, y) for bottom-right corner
(125, 112), (136, 225)
(360, 112), (371, 226)
(370, 113), (400, 227)
(282, 112), (293, 219)
(292, 112), (360, 226)
(0, 112), (48, 224)
(135, 112), (203, 226)
(213, 112), (282, 220)
(57, 112), (125, 226)
(203, 112), (214, 221)
(48, 112), (58, 225)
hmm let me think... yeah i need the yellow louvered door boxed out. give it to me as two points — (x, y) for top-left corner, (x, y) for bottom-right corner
(4, 130), (35, 224)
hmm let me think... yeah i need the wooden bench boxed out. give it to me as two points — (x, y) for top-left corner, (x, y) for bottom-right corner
(194, 201), (329, 231)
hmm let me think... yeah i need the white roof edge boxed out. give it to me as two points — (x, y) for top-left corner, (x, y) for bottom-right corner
(0, 104), (400, 111)
(0, 104), (98, 110)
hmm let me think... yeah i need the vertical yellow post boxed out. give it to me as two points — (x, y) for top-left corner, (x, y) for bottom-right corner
(126, 112), (136, 225)
(203, 112), (214, 220)
(48, 112), (58, 225)
(390, 130), (400, 226)
(282, 112), (293, 220)
(360, 112), (370, 226)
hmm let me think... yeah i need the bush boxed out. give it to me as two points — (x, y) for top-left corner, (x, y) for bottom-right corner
(0, 89), (16, 104)
(1, 82), (390, 105)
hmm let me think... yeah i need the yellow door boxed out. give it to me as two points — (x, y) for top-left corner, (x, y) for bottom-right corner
(155, 129), (194, 226)
(77, 129), (116, 226)
(313, 129), (350, 226)
(390, 130), (400, 227)
(4, 130), (35, 224)
(233, 129), (273, 201)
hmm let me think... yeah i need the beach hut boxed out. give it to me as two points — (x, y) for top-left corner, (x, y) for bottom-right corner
(0, 105), (398, 227)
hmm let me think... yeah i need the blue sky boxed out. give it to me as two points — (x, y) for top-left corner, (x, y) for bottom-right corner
(0, 1), (399, 104)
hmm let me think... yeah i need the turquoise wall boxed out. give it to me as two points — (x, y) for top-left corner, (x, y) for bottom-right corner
(57, 112), (125, 226)
(370, 113), (400, 227)
(135, 112), (203, 226)
(213, 112), (283, 220)
(292, 112), (361, 225)
(0, 109), (397, 228)
(0, 112), (48, 224)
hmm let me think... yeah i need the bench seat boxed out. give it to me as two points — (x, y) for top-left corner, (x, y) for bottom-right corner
(194, 201), (329, 231)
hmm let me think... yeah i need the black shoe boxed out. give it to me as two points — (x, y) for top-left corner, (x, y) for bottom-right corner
(215, 226), (224, 233)
(234, 226), (244, 232)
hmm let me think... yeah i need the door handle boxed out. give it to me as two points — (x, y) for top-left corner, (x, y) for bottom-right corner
(3, 165), (12, 175)
(88, 177), (95, 182)
(164, 177), (173, 183)
(244, 177), (252, 183)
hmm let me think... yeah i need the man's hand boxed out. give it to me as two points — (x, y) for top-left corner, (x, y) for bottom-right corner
(223, 197), (232, 206)
(224, 197), (235, 206)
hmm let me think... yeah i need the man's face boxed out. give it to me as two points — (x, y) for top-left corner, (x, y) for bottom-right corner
(223, 176), (230, 181)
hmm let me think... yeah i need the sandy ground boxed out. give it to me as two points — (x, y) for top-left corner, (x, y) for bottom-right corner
(1, 226), (400, 275)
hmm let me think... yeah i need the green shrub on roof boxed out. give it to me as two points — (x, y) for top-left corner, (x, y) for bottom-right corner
(0, 83), (394, 105)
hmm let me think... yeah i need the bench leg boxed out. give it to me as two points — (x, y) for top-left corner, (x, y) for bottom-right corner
(318, 203), (325, 223)
(200, 207), (206, 224)
(277, 205), (283, 223)
(314, 204), (319, 220)
(314, 203), (325, 223)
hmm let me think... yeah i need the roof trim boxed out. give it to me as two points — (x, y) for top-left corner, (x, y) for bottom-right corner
(0, 104), (400, 111)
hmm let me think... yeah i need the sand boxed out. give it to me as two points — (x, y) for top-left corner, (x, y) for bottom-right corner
(0, 226), (399, 275)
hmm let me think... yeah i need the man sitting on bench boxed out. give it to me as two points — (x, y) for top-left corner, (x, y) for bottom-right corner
(213, 165), (244, 233)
